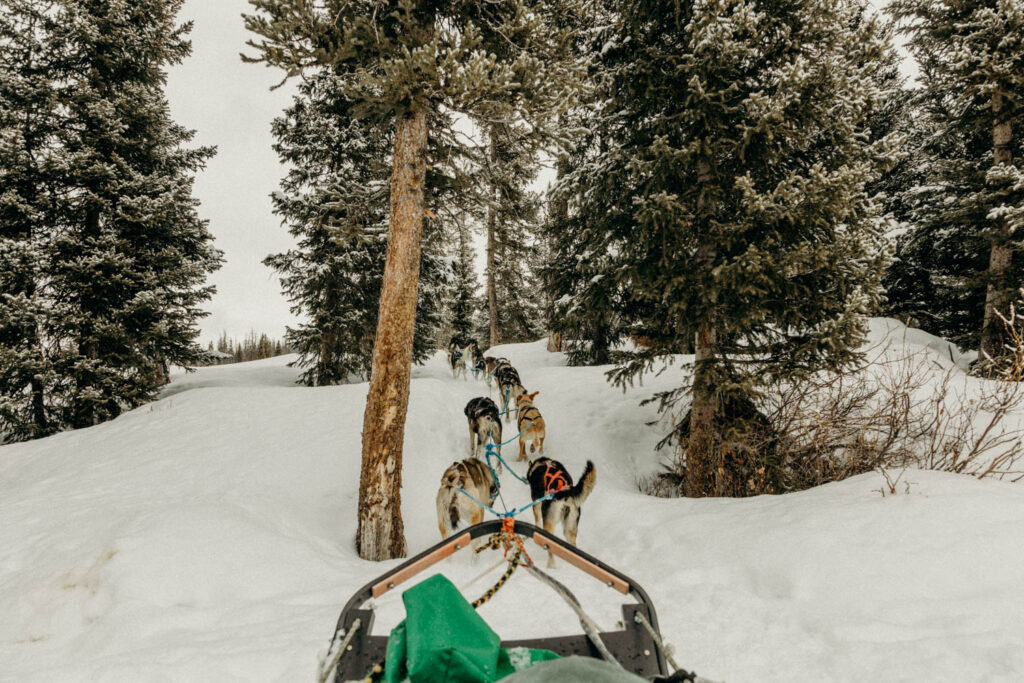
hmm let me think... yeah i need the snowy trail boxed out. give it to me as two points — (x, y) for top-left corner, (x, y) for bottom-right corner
(2, 329), (1024, 682)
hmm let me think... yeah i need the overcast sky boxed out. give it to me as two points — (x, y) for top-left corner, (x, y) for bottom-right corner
(166, 0), (298, 345)
(165, 0), (914, 346)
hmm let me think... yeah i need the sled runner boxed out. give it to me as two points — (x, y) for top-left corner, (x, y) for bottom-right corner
(322, 520), (702, 683)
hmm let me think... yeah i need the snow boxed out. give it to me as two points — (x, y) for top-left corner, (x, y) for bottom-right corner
(2, 322), (1023, 682)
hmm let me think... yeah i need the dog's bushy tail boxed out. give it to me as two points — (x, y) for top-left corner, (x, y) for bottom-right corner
(436, 477), (461, 534)
(553, 460), (596, 504)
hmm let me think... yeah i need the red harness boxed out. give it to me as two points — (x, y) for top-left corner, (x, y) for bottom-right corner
(542, 463), (569, 496)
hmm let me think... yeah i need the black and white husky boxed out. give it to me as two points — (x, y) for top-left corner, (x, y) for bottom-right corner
(448, 337), (474, 380)
(527, 458), (597, 567)
(464, 396), (503, 458)
(494, 363), (524, 423)
(470, 345), (486, 379)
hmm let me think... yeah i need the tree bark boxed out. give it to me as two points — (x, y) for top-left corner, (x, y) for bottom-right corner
(356, 108), (429, 561)
(546, 141), (568, 354)
(980, 92), (1014, 362)
(685, 161), (719, 497)
(487, 125), (500, 348)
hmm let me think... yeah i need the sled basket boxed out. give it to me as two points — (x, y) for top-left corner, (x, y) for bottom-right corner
(327, 520), (671, 682)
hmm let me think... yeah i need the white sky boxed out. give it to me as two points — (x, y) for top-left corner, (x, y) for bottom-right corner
(165, 0), (915, 346)
(166, 0), (298, 344)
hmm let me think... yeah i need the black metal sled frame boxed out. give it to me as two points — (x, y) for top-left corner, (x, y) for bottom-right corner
(331, 519), (669, 681)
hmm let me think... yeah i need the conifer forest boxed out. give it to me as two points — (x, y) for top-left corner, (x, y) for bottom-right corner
(2, 2), (1024, 682)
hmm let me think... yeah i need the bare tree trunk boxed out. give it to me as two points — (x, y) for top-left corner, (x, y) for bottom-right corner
(356, 108), (429, 561)
(981, 92), (1014, 361)
(546, 117), (569, 354)
(487, 127), (500, 348)
(546, 331), (563, 353)
(30, 376), (46, 434)
(685, 161), (718, 497)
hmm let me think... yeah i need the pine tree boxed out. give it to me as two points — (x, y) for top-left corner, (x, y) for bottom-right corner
(1, 0), (220, 440)
(541, 2), (617, 363)
(473, 2), (580, 347)
(889, 0), (1024, 358)
(266, 71), (448, 385)
(559, 0), (899, 496)
(41, 0), (220, 429)
(0, 1), (62, 441)
(448, 215), (481, 341)
(245, 0), (574, 559)
(483, 124), (545, 345)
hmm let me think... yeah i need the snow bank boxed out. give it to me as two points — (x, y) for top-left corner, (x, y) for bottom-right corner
(1, 321), (1022, 682)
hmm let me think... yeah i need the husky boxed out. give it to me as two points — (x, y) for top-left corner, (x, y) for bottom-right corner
(515, 391), (546, 461)
(494, 363), (524, 422)
(464, 396), (502, 458)
(483, 356), (507, 386)
(436, 459), (498, 541)
(448, 337), (470, 380)
(527, 458), (596, 567)
(470, 346), (486, 380)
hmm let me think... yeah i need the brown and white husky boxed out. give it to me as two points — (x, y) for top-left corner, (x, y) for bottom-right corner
(436, 458), (498, 541)
(514, 391), (546, 461)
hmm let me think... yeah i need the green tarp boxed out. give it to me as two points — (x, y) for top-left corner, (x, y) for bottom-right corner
(382, 574), (559, 683)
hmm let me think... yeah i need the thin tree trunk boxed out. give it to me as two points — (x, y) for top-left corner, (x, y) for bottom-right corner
(685, 161), (718, 497)
(20, 17), (47, 438)
(30, 370), (46, 434)
(487, 126), (500, 348)
(356, 108), (429, 561)
(981, 91), (1014, 361)
(547, 140), (568, 354)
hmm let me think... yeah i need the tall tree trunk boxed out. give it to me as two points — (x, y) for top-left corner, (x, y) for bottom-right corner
(547, 139), (568, 354)
(486, 127), (500, 349)
(685, 161), (718, 497)
(981, 92), (1014, 362)
(686, 278), (718, 497)
(356, 108), (429, 561)
(30, 377), (46, 434)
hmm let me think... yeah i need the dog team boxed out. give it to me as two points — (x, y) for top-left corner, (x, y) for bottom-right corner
(437, 336), (596, 566)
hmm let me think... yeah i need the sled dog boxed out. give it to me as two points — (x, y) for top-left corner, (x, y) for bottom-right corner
(448, 337), (472, 380)
(527, 458), (596, 567)
(494, 364), (524, 422)
(464, 396), (503, 458)
(484, 356), (507, 386)
(515, 391), (546, 461)
(436, 459), (498, 540)
(471, 346), (486, 379)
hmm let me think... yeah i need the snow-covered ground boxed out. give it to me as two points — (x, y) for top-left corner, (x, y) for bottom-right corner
(2, 321), (1023, 682)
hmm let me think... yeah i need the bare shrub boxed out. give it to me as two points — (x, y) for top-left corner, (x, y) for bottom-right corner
(770, 317), (1024, 490)
(763, 347), (924, 492)
(641, 309), (1024, 498)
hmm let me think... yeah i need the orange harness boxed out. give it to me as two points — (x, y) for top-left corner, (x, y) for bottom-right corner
(542, 463), (569, 496)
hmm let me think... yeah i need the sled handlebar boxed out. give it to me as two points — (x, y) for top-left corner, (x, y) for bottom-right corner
(347, 520), (654, 615)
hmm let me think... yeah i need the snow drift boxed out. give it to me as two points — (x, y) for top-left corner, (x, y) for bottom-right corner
(1, 320), (1023, 682)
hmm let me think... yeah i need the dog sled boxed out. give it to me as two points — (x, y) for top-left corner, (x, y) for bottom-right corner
(321, 519), (709, 683)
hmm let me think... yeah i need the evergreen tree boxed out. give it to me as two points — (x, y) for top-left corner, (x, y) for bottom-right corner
(448, 215), (481, 341)
(541, 3), (618, 363)
(44, 0), (220, 428)
(889, 0), (1024, 357)
(0, 2), (62, 441)
(266, 71), (448, 386)
(558, 0), (898, 496)
(245, 0), (575, 559)
(0, 0), (220, 440)
(545, 105), (623, 366)
(473, 2), (581, 347)
(485, 123), (545, 344)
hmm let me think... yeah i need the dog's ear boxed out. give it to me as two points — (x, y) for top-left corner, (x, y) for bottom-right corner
(529, 391), (539, 399)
